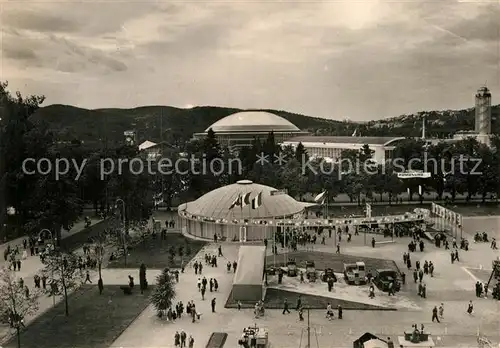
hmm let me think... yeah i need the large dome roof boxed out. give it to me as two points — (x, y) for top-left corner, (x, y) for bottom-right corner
(205, 111), (301, 133)
(181, 180), (309, 220)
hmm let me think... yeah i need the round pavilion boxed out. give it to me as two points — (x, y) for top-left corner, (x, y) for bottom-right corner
(178, 180), (315, 241)
(192, 111), (309, 149)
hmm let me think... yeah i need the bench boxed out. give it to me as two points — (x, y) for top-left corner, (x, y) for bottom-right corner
(206, 332), (228, 348)
(120, 286), (132, 295)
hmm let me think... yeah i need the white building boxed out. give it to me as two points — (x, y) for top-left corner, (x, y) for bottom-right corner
(281, 136), (405, 163)
(193, 111), (308, 150)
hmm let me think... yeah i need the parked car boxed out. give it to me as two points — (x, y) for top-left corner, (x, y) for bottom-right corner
(373, 269), (401, 292)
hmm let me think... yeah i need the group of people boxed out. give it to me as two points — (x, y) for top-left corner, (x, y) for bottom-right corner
(475, 232), (498, 250)
(173, 330), (194, 347)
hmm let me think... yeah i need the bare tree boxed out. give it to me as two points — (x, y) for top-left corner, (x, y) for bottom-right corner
(0, 267), (40, 348)
(42, 251), (83, 316)
(90, 232), (107, 281)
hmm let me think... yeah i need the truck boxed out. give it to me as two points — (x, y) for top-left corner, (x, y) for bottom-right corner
(343, 261), (366, 285)
(373, 269), (401, 292)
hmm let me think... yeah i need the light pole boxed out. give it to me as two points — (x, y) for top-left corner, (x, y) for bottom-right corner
(115, 199), (127, 265)
(39, 228), (56, 307)
(6, 206), (16, 239)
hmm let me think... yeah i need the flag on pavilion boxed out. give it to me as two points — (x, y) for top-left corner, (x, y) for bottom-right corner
(241, 192), (251, 207)
(314, 191), (326, 204)
(229, 194), (241, 209)
(252, 192), (263, 209)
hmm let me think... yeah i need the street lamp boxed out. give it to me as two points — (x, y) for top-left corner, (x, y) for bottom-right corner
(6, 206), (16, 238)
(115, 199), (128, 265)
(115, 199), (126, 227)
(39, 229), (56, 307)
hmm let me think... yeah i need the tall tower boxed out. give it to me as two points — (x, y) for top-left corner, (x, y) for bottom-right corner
(475, 86), (492, 134)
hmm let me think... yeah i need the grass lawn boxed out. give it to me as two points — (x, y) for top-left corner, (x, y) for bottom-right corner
(108, 233), (207, 269)
(266, 251), (400, 274)
(3, 285), (152, 348)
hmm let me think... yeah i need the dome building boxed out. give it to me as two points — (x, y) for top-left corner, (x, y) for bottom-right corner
(193, 111), (308, 149)
(178, 180), (315, 241)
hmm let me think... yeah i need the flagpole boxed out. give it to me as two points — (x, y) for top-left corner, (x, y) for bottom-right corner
(248, 193), (252, 242)
(326, 190), (329, 222)
(273, 215), (276, 266)
(281, 214), (288, 266)
(240, 198), (244, 242)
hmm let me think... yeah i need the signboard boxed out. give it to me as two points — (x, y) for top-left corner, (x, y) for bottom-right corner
(397, 170), (431, 179)
(124, 130), (136, 145)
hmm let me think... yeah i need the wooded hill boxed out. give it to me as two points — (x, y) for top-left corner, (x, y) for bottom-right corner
(31, 103), (500, 147)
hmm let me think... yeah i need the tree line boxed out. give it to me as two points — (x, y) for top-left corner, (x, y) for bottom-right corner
(2, 83), (500, 241)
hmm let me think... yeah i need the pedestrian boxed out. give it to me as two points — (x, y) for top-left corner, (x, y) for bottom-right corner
(211, 298), (216, 312)
(85, 271), (92, 283)
(439, 303), (444, 319)
(432, 306), (440, 322)
(174, 331), (180, 347)
(188, 335), (194, 348)
(41, 275), (47, 290)
(180, 331), (186, 348)
(282, 298), (290, 314)
(371, 237), (376, 248)
(467, 300), (473, 315)
(337, 305), (342, 319)
(295, 295), (302, 310)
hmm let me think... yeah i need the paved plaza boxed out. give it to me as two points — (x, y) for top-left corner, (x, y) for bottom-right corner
(109, 215), (499, 348)
(1, 214), (498, 347)
(0, 219), (100, 342)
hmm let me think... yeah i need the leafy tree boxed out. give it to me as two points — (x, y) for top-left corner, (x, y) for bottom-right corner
(0, 82), (50, 238)
(294, 142), (307, 163)
(150, 268), (176, 318)
(0, 82), (83, 240)
(42, 251), (83, 316)
(0, 266), (40, 348)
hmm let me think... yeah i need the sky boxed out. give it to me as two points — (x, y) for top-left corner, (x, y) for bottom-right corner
(1, 0), (499, 121)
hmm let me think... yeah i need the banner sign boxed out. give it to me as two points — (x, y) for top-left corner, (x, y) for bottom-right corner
(397, 170), (431, 179)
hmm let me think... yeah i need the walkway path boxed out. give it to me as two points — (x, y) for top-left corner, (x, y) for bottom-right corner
(0, 218), (101, 343)
(108, 217), (500, 347)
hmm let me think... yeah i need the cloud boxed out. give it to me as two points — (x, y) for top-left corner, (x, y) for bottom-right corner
(0, 0), (498, 121)
(1, 8), (80, 33)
